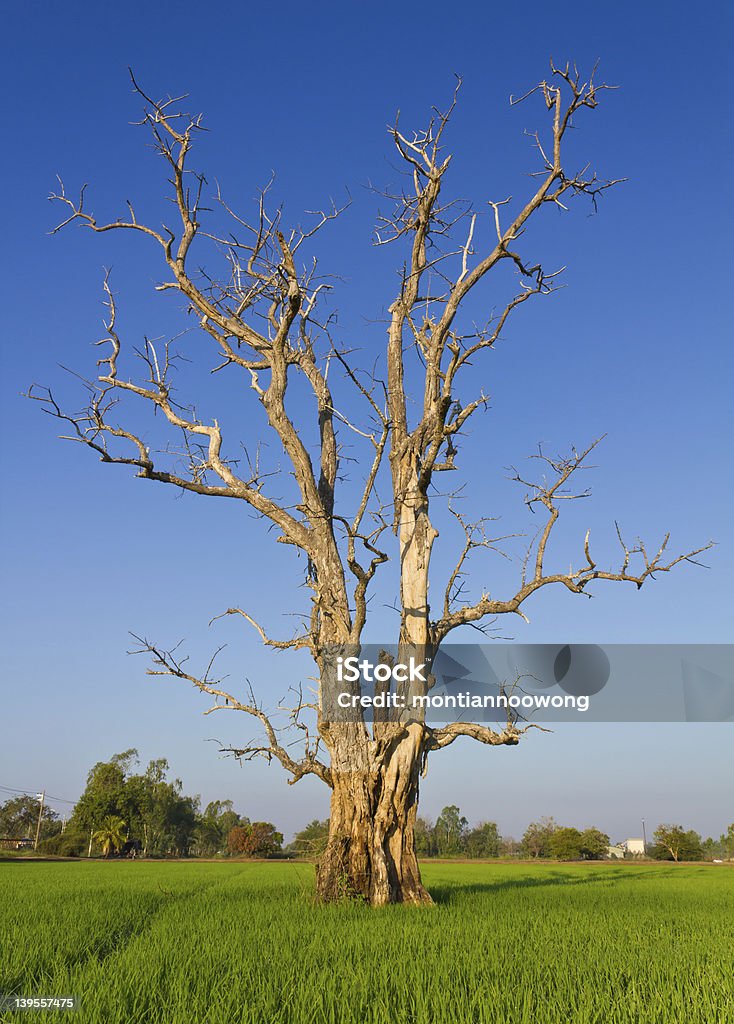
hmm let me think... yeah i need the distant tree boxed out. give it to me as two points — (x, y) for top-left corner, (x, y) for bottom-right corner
(130, 758), (198, 856)
(227, 822), (283, 857)
(71, 751), (199, 856)
(0, 796), (60, 842)
(522, 817), (558, 858)
(465, 822), (502, 859)
(111, 750), (140, 774)
(679, 827), (700, 860)
(701, 835), (725, 860)
(548, 827), (584, 860)
(226, 825), (249, 856)
(434, 806), (468, 856)
(413, 817), (437, 858)
(37, 829), (89, 857)
(204, 800), (241, 833)
(194, 816), (223, 857)
(724, 824), (734, 859)
(681, 830), (704, 862)
(579, 827), (610, 860)
(699, 827), (734, 862)
(71, 750), (137, 833)
(499, 836), (521, 858)
(290, 819), (330, 859)
(92, 815), (127, 858)
(652, 824), (703, 862)
(164, 792), (199, 856)
(195, 801), (243, 857)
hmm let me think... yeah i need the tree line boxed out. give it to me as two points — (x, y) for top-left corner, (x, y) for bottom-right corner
(3, 760), (732, 863)
(290, 810), (734, 863)
(0, 750), (283, 858)
(515, 816), (734, 862)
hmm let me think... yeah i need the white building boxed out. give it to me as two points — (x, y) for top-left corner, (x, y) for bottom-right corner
(607, 839), (646, 858)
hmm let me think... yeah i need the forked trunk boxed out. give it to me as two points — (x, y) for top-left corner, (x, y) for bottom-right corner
(316, 724), (432, 905)
(316, 472), (436, 906)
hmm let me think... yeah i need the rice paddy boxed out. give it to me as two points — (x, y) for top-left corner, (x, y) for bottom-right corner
(1, 860), (732, 1023)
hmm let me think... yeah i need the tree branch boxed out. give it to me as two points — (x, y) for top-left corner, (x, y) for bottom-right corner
(131, 634), (332, 787)
(432, 438), (714, 642)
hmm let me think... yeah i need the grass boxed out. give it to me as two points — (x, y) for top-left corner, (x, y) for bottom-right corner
(1, 860), (732, 1024)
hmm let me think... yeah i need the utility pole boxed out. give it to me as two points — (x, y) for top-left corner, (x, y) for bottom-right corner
(642, 818), (648, 855)
(34, 792), (45, 850)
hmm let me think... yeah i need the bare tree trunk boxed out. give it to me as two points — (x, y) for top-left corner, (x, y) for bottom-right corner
(316, 724), (431, 905)
(316, 474), (436, 905)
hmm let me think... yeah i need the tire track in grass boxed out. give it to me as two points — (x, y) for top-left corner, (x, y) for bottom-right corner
(73, 868), (246, 970)
(1, 865), (246, 1003)
(45, 866), (256, 1024)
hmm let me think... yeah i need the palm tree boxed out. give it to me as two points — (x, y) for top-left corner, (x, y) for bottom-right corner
(91, 816), (127, 859)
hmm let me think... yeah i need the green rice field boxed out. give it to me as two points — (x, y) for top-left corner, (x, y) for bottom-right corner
(1, 860), (732, 1024)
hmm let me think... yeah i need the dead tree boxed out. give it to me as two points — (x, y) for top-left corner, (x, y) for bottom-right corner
(32, 63), (711, 905)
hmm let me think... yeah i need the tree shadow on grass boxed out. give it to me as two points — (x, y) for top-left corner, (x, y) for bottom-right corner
(0, 856), (75, 864)
(429, 868), (676, 905)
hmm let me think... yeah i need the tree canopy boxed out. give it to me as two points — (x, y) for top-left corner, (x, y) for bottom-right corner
(70, 750), (198, 857)
(651, 825), (703, 863)
(0, 796), (60, 843)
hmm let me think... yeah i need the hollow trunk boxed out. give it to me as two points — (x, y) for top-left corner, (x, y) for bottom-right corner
(316, 722), (431, 905)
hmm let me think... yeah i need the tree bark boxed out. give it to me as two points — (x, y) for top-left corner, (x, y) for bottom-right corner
(316, 471), (437, 906)
(316, 723), (431, 905)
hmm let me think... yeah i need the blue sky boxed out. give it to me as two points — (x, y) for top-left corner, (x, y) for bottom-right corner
(1, 0), (732, 842)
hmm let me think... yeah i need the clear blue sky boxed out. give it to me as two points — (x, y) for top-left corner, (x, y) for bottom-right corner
(1, 0), (732, 842)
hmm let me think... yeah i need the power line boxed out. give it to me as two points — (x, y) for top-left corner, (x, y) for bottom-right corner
(0, 784), (76, 805)
(0, 785), (40, 799)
